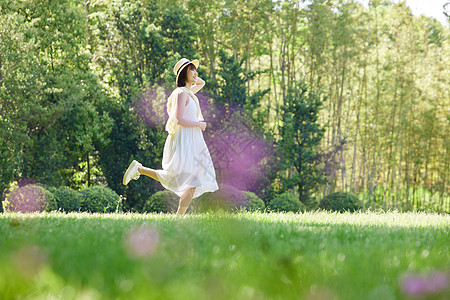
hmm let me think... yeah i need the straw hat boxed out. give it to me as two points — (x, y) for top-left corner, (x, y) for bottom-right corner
(174, 58), (199, 86)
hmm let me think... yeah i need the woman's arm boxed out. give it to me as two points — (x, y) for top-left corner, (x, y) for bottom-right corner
(190, 77), (205, 94)
(175, 92), (206, 130)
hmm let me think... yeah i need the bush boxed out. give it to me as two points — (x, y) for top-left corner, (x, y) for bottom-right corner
(242, 191), (266, 212)
(143, 190), (179, 213)
(80, 186), (121, 213)
(2, 184), (58, 213)
(53, 187), (81, 212)
(194, 184), (245, 212)
(268, 192), (306, 213)
(319, 192), (363, 212)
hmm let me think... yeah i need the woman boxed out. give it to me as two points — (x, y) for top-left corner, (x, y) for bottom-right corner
(123, 58), (219, 215)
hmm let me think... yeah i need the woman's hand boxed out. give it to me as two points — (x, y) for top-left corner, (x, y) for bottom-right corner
(195, 77), (205, 85)
(198, 121), (207, 131)
(191, 77), (205, 94)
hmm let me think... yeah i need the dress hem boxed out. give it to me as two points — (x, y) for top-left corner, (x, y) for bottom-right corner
(156, 171), (218, 199)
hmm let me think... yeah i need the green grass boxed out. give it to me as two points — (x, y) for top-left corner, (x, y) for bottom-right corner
(1, 211), (449, 300)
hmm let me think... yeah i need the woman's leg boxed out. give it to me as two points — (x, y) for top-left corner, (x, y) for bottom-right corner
(138, 166), (160, 182)
(176, 187), (196, 215)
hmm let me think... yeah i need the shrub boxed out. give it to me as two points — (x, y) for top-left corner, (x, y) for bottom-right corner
(143, 190), (179, 213)
(268, 192), (306, 213)
(194, 184), (245, 212)
(53, 187), (81, 212)
(80, 186), (121, 213)
(319, 192), (363, 212)
(242, 191), (266, 212)
(2, 184), (58, 213)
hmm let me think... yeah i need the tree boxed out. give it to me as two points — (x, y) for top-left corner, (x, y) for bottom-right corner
(0, 11), (35, 194)
(0, 0), (113, 190)
(212, 50), (269, 114)
(279, 81), (326, 205)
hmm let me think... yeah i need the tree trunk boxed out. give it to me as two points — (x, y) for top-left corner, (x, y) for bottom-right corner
(351, 61), (366, 192)
(338, 53), (347, 191)
(280, 31), (287, 106)
(368, 2), (380, 209)
(86, 153), (91, 187)
(269, 38), (278, 132)
(0, 56), (2, 88)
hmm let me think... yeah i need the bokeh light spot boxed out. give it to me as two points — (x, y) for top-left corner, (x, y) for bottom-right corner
(401, 271), (449, 297)
(13, 245), (48, 278)
(306, 285), (338, 300)
(124, 225), (160, 259)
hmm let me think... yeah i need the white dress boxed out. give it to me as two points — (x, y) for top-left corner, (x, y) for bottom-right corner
(155, 92), (219, 199)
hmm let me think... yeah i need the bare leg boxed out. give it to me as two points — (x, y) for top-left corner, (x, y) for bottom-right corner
(138, 166), (160, 182)
(176, 187), (196, 215)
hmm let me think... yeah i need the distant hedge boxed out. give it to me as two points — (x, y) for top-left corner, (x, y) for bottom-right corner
(52, 187), (82, 212)
(242, 191), (266, 212)
(80, 186), (122, 213)
(268, 192), (306, 213)
(2, 184), (58, 213)
(143, 190), (179, 213)
(0, 183), (363, 215)
(319, 192), (362, 212)
(194, 184), (246, 212)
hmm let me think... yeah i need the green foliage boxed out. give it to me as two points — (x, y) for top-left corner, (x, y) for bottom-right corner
(142, 190), (179, 213)
(159, 7), (198, 60)
(143, 189), (266, 214)
(213, 49), (269, 114)
(52, 187), (81, 213)
(2, 184), (57, 213)
(97, 95), (167, 211)
(1, 0), (448, 213)
(96, 100), (156, 211)
(268, 192), (306, 213)
(213, 49), (247, 108)
(0, 12), (40, 194)
(319, 192), (363, 213)
(79, 186), (121, 213)
(242, 191), (266, 212)
(0, 1), (113, 191)
(279, 81), (326, 205)
(194, 184), (246, 212)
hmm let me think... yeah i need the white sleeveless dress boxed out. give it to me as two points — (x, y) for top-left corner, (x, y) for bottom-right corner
(155, 92), (219, 199)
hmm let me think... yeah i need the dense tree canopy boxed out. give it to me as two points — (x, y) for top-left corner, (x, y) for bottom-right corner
(1, 0), (449, 211)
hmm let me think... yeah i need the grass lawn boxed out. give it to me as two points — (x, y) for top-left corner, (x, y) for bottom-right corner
(0, 211), (449, 300)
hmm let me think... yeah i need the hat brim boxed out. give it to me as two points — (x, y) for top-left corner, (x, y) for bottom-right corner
(176, 59), (199, 86)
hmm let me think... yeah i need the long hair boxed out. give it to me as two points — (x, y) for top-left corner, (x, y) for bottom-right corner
(177, 63), (196, 87)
